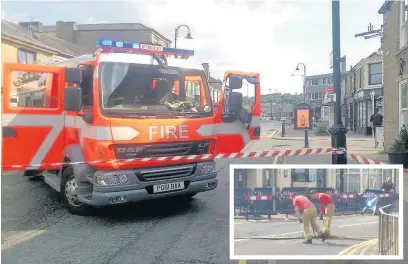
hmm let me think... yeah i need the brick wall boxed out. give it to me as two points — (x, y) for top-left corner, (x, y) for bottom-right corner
(382, 1), (404, 150)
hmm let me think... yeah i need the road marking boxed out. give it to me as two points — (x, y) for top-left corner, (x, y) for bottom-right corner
(338, 221), (377, 228)
(234, 221), (378, 241)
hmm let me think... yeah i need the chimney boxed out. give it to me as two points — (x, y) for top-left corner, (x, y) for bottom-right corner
(202, 63), (210, 81)
(56, 21), (76, 43)
(19, 21), (44, 33)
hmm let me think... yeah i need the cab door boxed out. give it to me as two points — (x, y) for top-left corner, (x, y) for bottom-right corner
(213, 71), (261, 154)
(2, 63), (67, 172)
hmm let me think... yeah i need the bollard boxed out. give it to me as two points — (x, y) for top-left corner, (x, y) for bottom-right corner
(304, 128), (309, 148)
(281, 121), (286, 137)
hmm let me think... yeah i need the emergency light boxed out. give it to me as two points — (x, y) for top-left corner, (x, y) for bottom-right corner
(96, 39), (194, 58)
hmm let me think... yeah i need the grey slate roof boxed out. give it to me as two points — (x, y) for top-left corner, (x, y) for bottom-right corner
(2, 20), (88, 57)
(43, 22), (171, 43)
(1, 20), (55, 51)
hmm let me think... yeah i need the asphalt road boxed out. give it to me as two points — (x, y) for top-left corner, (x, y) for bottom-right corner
(1, 121), (406, 264)
(234, 215), (378, 256)
(260, 120), (281, 134)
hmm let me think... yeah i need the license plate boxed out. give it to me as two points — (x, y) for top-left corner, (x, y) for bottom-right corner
(153, 182), (185, 193)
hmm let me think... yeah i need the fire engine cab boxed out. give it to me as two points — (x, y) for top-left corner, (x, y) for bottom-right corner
(2, 39), (261, 215)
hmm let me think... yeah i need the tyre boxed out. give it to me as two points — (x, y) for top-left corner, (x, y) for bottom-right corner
(60, 167), (92, 215)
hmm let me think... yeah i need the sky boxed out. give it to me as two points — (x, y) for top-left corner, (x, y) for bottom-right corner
(1, 0), (385, 96)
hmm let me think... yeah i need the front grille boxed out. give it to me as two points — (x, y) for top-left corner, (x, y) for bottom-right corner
(114, 141), (210, 159)
(136, 164), (196, 181)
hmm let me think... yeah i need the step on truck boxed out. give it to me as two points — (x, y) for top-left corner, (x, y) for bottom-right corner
(2, 39), (261, 215)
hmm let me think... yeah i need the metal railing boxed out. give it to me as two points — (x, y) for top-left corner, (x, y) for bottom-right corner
(378, 204), (399, 255)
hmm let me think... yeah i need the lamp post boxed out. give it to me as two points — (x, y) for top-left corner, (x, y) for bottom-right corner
(370, 90), (376, 139)
(329, 0), (348, 192)
(295, 63), (307, 103)
(294, 63), (309, 147)
(174, 24), (193, 49)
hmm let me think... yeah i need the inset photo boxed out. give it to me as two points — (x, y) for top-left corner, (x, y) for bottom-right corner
(230, 165), (403, 260)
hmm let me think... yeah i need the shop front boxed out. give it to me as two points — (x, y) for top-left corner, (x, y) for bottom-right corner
(353, 88), (383, 135)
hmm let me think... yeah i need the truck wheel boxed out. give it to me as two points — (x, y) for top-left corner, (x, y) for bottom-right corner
(60, 167), (91, 216)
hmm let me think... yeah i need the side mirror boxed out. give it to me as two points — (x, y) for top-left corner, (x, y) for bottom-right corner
(64, 87), (82, 111)
(228, 75), (243, 89)
(65, 68), (82, 84)
(228, 92), (243, 113)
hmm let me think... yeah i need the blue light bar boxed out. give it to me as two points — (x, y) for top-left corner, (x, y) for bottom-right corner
(96, 39), (194, 57)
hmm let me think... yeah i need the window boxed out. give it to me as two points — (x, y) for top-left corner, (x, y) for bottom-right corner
(17, 48), (36, 64)
(185, 80), (201, 104)
(336, 169), (361, 193)
(311, 79), (318, 86)
(400, 0), (408, 48)
(318, 78), (324, 85)
(368, 63), (382, 85)
(99, 61), (212, 115)
(399, 79), (408, 130)
(234, 169), (246, 188)
(81, 68), (94, 107)
(359, 68), (363, 88)
(291, 169), (325, 187)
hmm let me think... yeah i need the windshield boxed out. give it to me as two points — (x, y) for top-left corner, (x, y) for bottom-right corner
(99, 62), (212, 116)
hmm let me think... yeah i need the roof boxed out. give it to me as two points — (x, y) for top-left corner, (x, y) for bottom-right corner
(35, 34), (88, 57)
(1, 20), (88, 57)
(378, 0), (393, 14)
(1, 20), (58, 53)
(43, 22), (171, 43)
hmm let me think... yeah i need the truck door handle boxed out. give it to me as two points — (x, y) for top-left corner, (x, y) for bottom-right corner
(2, 127), (17, 138)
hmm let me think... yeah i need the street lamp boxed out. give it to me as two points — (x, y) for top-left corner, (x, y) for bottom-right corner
(295, 63), (307, 103)
(329, 0), (348, 191)
(174, 24), (193, 49)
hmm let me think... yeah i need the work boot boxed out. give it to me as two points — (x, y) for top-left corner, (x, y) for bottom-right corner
(303, 239), (312, 244)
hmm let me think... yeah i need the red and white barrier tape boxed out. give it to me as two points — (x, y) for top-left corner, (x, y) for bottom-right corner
(3, 147), (334, 169)
(244, 195), (273, 201)
(347, 153), (408, 173)
(339, 194), (357, 199)
(2, 147), (407, 173)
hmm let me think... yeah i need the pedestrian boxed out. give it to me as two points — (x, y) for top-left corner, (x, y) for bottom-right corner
(309, 190), (335, 236)
(292, 195), (326, 244)
(381, 177), (395, 193)
(369, 108), (383, 148)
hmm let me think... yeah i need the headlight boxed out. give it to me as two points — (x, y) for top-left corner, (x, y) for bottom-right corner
(199, 163), (215, 174)
(95, 174), (128, 186)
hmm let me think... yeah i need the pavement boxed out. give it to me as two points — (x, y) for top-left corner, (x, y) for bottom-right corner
(234, 215), (378, 256)
(1, 121), (406, 264)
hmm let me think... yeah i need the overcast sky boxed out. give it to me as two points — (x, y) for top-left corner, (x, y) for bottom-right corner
(2, 0), (385, 96)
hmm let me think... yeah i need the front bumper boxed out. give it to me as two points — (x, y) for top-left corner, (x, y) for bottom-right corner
(76, 162), (218, 207)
